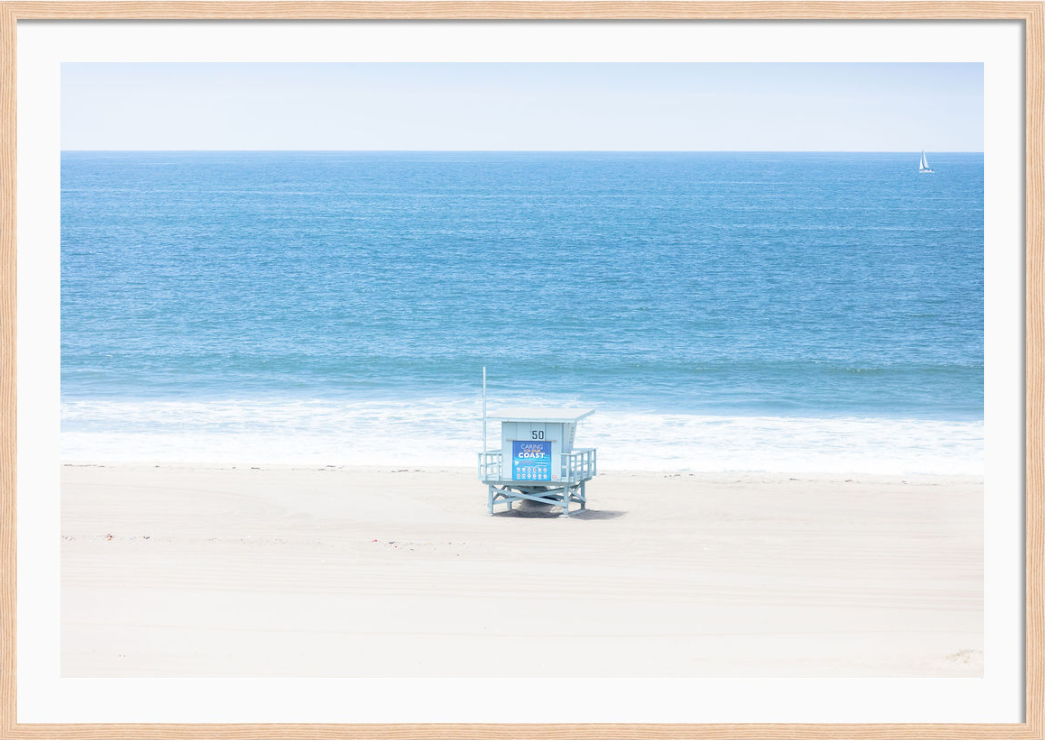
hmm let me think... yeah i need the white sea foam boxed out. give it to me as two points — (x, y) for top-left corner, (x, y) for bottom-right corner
(60, 398), (984, 475)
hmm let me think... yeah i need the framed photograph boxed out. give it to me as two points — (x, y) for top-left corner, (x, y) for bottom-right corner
(1, 1), (1041, 738)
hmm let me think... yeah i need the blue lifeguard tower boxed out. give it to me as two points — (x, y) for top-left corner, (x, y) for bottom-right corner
(477, 371), (597, 517)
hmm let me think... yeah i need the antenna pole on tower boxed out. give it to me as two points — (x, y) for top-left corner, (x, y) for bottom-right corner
(482, 367), (487, 452)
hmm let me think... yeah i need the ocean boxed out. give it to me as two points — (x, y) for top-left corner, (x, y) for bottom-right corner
(61, 151), (984, 473)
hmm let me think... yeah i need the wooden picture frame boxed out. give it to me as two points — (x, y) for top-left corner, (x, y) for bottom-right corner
(0, 2), (1041, 737)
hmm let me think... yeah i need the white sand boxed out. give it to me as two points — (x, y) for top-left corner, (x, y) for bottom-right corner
(61, 464), (983, 678)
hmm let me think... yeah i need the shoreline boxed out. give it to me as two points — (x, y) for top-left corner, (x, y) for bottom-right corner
(60, 404), (985, 475)
(62, 464), (984, 678)
(60, 461), (986, 477)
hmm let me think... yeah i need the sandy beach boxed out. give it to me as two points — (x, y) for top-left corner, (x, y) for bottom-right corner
(61, 464), (983, 678)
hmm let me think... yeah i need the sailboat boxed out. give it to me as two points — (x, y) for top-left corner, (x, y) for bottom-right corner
(919, 150), (934, 174)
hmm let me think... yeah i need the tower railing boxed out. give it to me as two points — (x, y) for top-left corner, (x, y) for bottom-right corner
(478, 450), (502, 482)
(478, 448), (596, 484)
(562, 447), (597, 482)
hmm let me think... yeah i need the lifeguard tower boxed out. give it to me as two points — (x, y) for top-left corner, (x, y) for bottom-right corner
(477, 405), (597, 517)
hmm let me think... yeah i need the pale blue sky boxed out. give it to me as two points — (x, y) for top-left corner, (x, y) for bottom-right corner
(61, 63), (983, 151)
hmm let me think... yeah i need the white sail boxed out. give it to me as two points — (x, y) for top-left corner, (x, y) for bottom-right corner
(919, 150), (932, 172)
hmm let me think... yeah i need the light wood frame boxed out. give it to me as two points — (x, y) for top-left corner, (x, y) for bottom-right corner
(0, 2), (1040, 737)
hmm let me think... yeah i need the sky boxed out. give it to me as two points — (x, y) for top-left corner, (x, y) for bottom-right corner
(61, 62), (984, 152)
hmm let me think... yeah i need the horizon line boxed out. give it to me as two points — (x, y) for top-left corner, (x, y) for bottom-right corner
(60, 149), (986, 154)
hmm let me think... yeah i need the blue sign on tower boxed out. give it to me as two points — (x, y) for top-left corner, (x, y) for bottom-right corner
(512, 440), (552, 481)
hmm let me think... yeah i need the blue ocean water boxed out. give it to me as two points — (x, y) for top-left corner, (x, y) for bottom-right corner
(60, 152), (984, 472)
